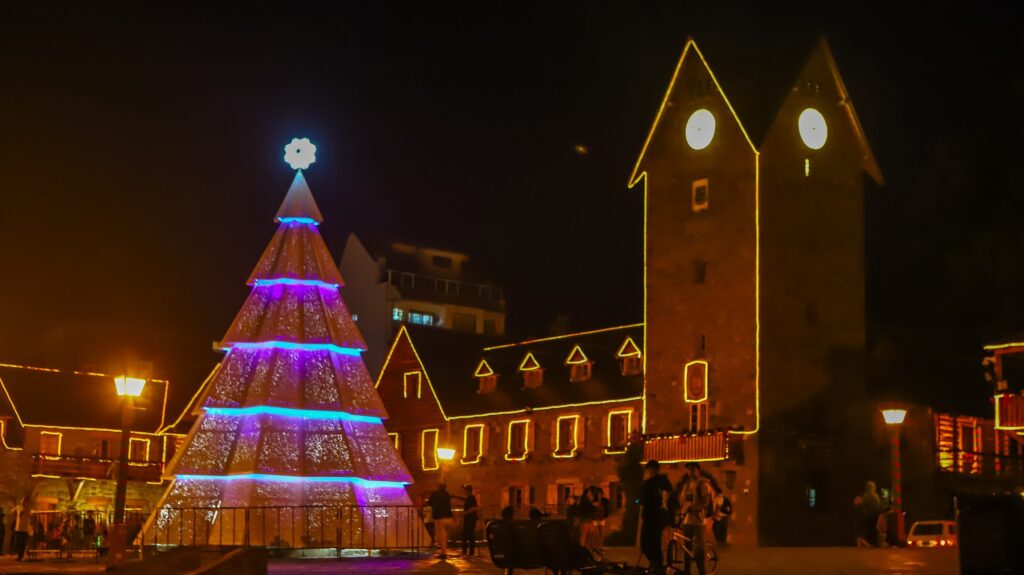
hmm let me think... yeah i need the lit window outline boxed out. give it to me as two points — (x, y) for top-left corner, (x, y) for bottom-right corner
(40, 431), (62, 459)
(403, 371), (423, 399)
(421, 428), (440, 471)
(461, 423), (486, 465)
(519, 352), (541, 371)
(505, 419), (531, 462)
(683, 360), (709, 403)
(553, 414), (580, 459)
(128, 437), (151, 465)
(616, 337), (642, 359)
(565, 346), (589, 365)
(691, 178), (709, 213)
(388, 432), (399, 450)
(605, 409), (633, 454)
(474, 360), (495, 378)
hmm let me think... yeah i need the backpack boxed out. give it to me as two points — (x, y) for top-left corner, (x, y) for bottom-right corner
(718, 496), (733, 517)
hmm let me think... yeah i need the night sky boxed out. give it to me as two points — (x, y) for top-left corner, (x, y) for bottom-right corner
(1, 3), (1021, 415)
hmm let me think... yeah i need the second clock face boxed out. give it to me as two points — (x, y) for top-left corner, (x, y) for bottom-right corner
(685, 108), (716, 150)
(798, 108), (828, 150)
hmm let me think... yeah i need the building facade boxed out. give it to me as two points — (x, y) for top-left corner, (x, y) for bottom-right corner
(339, 234), (507, 376)
(0, 363), (197, 549)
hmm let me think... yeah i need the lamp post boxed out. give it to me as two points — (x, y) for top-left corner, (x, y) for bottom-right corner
(111, 376), (146, 565)
(881, 408), (907, 545)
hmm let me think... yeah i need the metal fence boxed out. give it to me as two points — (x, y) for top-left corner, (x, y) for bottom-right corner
(21, 509), (148, 560)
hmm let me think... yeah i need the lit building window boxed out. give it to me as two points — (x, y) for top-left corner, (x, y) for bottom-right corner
(684, 360), (709, 403)
(554, 415), (580, 458)
(462, 424), (485, 465)
(403, 371), (423, 399)
(421, 429), (439, 471)
(689, 402), (709, 432)
(409, 311), (435, 326)
(519, 353), (543, 389)
(565, 345), (592, 382)
(807, 487), (817, 509)
(392, 307), (403, 321)
(40, 431), (62, 457)
(475, 360), (497, 394)
(606, 409), (632, 453)
(505, 419), (530, 461)
(129, 437), (150, 463)
(692, 178), (709, 212)
(617, 337), (642, 376)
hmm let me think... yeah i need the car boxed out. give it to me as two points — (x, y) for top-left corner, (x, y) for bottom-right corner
(907, 520), (957, 548)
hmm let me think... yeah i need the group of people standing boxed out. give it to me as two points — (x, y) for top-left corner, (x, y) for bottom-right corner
(565, 485), (611, 551)
(640, 460), (733, 575)
(422, 483), (478, 561)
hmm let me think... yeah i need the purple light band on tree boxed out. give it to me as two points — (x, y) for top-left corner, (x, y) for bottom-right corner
(223, 342), (363, 355)
(252, 278), (340, 289)
(276, 217), (319, 225)
(203, 405), (382, 423)
(175, 473), (408, 488)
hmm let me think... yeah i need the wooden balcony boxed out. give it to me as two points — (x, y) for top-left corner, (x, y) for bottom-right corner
(32, 455), (163, 482)
(995, 393), (1024, 430)
(643, 430), (729, 463)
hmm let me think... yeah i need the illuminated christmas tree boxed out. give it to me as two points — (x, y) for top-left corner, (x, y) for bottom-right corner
(146, 139), (413, 548)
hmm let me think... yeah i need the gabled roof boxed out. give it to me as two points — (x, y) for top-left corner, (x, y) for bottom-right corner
(0, 363), (170, 433)
(391, 324), (644, 420)
(631, 34), (882, 185)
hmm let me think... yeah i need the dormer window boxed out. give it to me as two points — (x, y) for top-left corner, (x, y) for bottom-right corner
(403, 371), (423, 399)
(616, 337), (642, 376)
(565, 345), (592, 382)
(475, 360), (497, 394)
(519, 352), (543, 389)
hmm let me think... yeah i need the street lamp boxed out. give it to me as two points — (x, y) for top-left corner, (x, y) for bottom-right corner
(882, 408), (907, 545)
(436, 447), (456, 483)
(111, 376), (146, 565)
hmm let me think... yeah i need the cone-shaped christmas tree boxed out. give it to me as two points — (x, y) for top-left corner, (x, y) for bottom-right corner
(146, 140), (414, 548)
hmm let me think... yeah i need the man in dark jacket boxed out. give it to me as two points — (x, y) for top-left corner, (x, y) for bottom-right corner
(639, 460), (673, 573)
(461, 484), (478, 556)
(427, 484), (454, 560)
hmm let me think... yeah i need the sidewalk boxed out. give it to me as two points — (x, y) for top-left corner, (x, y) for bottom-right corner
(0, 546), (960, 575)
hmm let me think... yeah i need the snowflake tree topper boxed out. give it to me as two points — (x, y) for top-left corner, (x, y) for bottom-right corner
(284, 137), (317, 170)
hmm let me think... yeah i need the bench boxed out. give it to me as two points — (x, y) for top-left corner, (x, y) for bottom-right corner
(486, 519), (636, 574)
(26, 548), (63, 560)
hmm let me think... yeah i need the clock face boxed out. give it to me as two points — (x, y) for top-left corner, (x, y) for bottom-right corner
(798, 108), (827, 149)
(685, 109), (716, 150)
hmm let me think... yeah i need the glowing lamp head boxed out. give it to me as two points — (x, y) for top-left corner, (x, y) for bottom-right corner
(685, 109), (716, 150)
(284, 137), (317, 170)
(798, 108), (828, 150)
(114, 376), (147, 398)
(882, 408), (907, 425)
(436, 447), (456, 461)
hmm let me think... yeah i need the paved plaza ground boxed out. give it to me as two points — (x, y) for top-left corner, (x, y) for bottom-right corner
(0, 547), (959, 575)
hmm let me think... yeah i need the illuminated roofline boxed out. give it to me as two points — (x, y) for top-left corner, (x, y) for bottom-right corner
(276, 217), (319, 226)
(984, 342), (1024, 352)
(24, 424), (164, 435)
(447, 396), (641, 421)
(203, 406), (382, 423)
(628, 38), (757, 188)
(484, 323), (643, 351)
(175, 474), (408, 488)
(223, 342), (363, 355)
(375, 325), (450, 420)
(160, 364), (219, 434)
(252, 278), (340, 289)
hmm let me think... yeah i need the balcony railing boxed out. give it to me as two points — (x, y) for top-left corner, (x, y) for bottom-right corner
(32, 454), (163, 482)
(995, 393), (1024, 430)
(643, 430), (729, 463)
(386, 270), (504, 304)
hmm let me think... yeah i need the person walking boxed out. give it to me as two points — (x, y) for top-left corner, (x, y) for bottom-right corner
(460, 485), (478, 557)
(678, 463), (713, 575)
(853, 481), (881, 547)
(11, 497), (29, 561)
(427, 483), (454, 560)
(711, 488), (732, 548)
(638, 460), (673, 573)
(577, 486), (596, 549)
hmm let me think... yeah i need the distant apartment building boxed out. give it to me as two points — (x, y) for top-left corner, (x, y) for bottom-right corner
(339, 234), (506, 376)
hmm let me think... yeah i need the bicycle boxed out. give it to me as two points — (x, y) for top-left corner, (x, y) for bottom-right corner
(665, 526), (718, 575)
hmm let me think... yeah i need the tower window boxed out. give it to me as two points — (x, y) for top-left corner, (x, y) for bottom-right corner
(689, 402), (709, 432)
(692, 178), (709, 212)
(693, 261), (707, 284)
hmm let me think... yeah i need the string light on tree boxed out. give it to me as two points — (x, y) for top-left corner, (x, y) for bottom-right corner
(283, 137), (317, 170)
